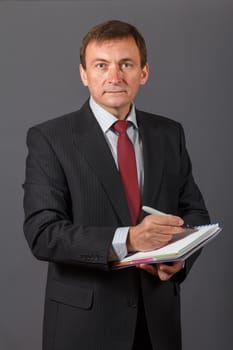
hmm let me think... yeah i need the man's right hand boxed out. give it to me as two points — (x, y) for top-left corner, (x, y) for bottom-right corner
(127, 214), (185, 252)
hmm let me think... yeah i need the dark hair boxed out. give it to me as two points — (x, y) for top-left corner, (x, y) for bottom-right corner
(80, 20), (147, 69)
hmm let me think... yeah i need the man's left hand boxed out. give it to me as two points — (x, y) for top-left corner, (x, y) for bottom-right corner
(137, 260), (184, 281)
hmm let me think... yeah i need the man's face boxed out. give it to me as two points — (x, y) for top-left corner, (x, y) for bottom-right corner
(80, 37), (149, 119)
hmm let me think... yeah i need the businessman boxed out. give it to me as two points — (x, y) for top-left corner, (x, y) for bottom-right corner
(23, 20), (210, 350)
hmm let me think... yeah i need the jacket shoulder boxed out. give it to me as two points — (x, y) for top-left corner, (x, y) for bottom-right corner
(29, 110), (80, 134)
(27, 100), (93, 139)
(136, 109), (182, 130)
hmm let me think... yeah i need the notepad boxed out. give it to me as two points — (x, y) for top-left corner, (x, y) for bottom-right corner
(112, 224), (221, 269)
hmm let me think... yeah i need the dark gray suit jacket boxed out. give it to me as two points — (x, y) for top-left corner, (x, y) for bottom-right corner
(23, 100), (210, 350)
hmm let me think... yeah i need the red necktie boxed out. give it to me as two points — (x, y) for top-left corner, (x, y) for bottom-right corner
(113, 120), (141, 225)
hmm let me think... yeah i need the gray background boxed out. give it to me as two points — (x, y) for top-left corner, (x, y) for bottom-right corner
(0, 0), (232, 349)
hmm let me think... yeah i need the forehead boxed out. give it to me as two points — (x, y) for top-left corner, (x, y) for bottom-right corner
(85, 37), (140, 60)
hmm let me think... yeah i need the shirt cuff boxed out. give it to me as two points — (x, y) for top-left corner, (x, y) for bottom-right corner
(108, 227), (129, 261)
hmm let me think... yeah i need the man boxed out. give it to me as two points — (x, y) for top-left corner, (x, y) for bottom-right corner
(23, 20), (210, 350)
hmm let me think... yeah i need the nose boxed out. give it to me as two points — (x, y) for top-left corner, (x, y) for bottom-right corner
(107, 65), (122, 83)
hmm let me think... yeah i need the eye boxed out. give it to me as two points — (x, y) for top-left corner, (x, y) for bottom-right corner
(121, 62), (133, 69)
(96, 63), (106, 69)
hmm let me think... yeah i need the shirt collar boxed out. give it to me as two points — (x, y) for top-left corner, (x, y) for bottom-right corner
(89, 96), (138, 133)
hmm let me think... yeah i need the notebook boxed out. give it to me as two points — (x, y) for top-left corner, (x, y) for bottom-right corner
(112, 224), (222, 269)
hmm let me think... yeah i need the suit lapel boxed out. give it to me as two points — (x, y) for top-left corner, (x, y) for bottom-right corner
(137, 111), (165, 209)
(72, 102), (131, 225)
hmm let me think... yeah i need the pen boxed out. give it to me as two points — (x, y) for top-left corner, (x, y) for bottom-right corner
(142, 206), (167, 216)
(142, 205), (195, 229)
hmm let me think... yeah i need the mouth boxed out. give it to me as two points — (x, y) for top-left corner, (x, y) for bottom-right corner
(104, 90), (127, 94)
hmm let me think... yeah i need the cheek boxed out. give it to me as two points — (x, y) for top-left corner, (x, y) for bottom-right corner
(92, 75), (107, 87)
(85, 76), (104, 92)
(128, 73), (142, 84)
(128, 78), (141, 92)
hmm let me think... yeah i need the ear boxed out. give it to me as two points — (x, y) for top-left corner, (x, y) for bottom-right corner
(79, 64), (88, 86)
(140, 63), (149, 85)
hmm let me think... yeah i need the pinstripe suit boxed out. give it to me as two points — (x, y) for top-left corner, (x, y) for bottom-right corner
(23, 100), (210, 350)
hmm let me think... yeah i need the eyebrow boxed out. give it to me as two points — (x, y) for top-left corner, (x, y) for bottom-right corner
(91, 58), (109, 63)
(90, 58), (135, 65)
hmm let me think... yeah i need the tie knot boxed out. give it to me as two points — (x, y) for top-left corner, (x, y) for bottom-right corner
(113, 120), (129, 134)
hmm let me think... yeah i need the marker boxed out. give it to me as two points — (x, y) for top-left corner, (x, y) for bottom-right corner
(142, 205), (195, 229)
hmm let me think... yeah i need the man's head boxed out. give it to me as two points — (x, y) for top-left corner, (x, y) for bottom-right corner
(80, 20), (147, 70)
(79, 20), (149, 119)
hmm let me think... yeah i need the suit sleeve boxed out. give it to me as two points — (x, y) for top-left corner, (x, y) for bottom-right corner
(173, 123), (210, 283)
(23, 127), (116, 270)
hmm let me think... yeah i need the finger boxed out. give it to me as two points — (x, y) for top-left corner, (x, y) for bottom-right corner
(149, 232), (173, 243)
(158, 264), (176, 274)
(158, 261), (184, 274)
(140, 234), (174, 251)
(149, 214), (184, 227)
(142, 216), (185, 235)
(157, 269), (172, 281)
(137, 264), (158, 276)
(157, 264), (175, 280)
(149, 223), (186, 235)
(143, 228), (184, 249)
(172, 260), (185, 269)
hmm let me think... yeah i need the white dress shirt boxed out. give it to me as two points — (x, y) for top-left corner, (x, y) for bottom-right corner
(89, 97), (144, 260)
